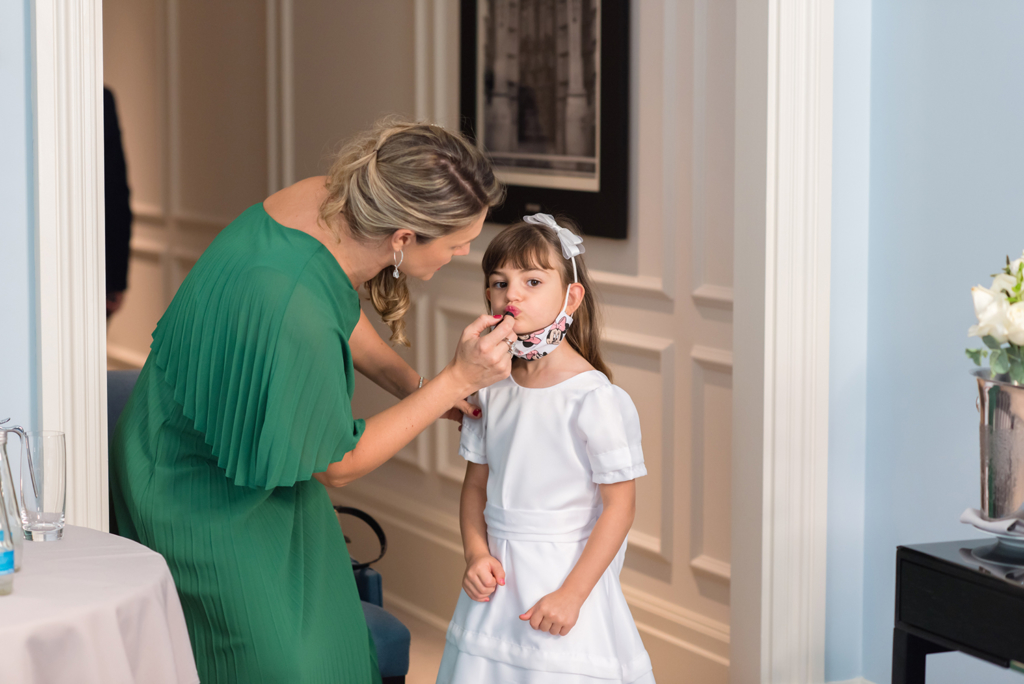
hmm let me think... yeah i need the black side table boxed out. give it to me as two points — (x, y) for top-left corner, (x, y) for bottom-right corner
(894, 539), (1024, 683)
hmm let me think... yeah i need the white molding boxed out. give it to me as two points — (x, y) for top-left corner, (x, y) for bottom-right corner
(33, 0), (108, 531)
(129, 202), (165, 224)
(106, 344), (149, 370)
(129, 235), (204, 264)
(692, 284), (735, 310)
(731, 1), (834, 682)
(266, 0), (294, 191)
(690, 345), (733, 586)
(413, 0), (432, 121)
(280, 0), (295, 187)
(691, 553), (731, 582)
(691, 345), (734, 373)
(172, 211), (233, 230)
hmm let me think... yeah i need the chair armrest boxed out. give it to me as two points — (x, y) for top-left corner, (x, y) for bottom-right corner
(353, 566), (383, 607)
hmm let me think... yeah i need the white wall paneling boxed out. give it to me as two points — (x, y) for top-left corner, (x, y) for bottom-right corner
(34, 0), (108, 530)
(393, 295), (432, 473)
(602, 328), (676, 564)
(331, 3), (738, 680)
(432, 299), (485, 483)
(690, 345), (734, 583)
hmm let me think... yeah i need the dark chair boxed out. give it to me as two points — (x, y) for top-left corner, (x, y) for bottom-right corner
(106, 370), (411, 683)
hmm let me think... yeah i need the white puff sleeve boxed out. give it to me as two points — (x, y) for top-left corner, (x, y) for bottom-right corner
(458, 388), (487, 464)
(577, 384), (646, 484)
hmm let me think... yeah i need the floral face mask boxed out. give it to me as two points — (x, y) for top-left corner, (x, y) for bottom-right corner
(504, 213), (585, 361)
(509, 288), (574, 360)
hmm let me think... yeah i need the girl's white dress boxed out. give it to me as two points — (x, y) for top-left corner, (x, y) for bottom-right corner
(436, 370), (656, 684)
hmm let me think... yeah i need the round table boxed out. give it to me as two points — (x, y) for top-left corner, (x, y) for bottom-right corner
(0, 525), (199, 684)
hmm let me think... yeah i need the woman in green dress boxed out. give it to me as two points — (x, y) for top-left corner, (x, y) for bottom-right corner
(109, 120), (516, 683)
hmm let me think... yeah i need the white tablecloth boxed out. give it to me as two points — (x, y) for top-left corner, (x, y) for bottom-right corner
(0, 525), (199, 684)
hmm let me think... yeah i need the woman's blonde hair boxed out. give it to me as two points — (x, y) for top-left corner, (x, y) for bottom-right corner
(320, 117), (505, 345)
(481, 217), (612, 380)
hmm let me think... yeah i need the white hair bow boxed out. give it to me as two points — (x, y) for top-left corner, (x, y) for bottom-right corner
(522, 213), (586, 260)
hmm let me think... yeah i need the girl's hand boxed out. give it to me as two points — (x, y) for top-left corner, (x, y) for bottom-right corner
(463, 554), (505, 602)
(449, 314), (516, 395)
(444, 398), (481, 425)
(520, 589), (583, 636)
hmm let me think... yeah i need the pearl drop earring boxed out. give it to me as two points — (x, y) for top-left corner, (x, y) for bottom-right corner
(393, 250), (404, 278)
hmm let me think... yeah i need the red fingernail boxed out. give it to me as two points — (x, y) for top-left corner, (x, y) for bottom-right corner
(474, 409), (481, 417)
(493, 314), (503, 319)
(498, 579), (505, 586)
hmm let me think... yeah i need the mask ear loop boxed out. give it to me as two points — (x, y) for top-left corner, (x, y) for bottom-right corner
(561, 255), (578, 311)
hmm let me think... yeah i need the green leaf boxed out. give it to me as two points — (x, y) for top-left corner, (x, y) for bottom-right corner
(1010, 360), (1024, 386)
(992, 349), (1011, 374)
(984, 335), (1003, 349)
(966, 348), (984, 366)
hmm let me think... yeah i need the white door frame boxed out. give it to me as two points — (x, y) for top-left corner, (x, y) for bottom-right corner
(36, 0), (837, 677)
(33, 0), (108, 532)
(731, 1), (834, 683)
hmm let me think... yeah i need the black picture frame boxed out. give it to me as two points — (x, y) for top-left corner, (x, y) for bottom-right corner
(460, 0), (630, 239)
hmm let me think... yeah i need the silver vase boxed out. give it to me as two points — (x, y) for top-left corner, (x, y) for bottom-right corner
(974, 368), (1024, 518)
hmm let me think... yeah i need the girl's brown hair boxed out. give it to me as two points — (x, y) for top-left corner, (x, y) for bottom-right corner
(320, 117), (505, 345)
(481, 217), (611, 380)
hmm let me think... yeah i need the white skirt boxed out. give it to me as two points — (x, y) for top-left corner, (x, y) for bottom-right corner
(436, 642), (658, 684)
(437, 532), (654, 683)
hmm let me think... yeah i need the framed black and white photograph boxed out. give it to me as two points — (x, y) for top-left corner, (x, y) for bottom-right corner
(460, 0), (630, 239)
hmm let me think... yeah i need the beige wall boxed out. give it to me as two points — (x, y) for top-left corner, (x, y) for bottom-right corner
(105, 1), (736, 681)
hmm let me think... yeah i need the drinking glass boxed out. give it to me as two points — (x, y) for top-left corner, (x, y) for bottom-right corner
(19, 431), (66, 541)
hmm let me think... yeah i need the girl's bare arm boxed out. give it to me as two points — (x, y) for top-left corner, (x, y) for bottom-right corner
(460, 461), (505, 601)
(560, 480), (635, 600)
(460, 462), (491, 562)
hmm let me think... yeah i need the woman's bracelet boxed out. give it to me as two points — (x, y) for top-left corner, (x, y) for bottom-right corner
(417, 376), (424, 390)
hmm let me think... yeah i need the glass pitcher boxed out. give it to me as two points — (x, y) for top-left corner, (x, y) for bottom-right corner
(0, 421), (26, 569)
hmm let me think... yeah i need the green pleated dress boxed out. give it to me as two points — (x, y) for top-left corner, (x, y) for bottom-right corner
(110, 203), (382, 684)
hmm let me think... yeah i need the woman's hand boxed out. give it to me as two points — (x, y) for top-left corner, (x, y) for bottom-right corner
(463, 553), (505, 602)
(520, 588), (584, 636)
(448, 314), (516, 395)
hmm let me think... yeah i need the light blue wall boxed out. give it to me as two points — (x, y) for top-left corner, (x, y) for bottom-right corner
(830, 1), (1024, 682)
(0, 0), (37, 431)
(826, 0), (871, 680)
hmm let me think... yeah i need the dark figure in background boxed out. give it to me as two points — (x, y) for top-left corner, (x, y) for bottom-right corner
(104, 87), (132, 318)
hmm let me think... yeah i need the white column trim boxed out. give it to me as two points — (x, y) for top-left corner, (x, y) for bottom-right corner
(33, 0), (108, 531)
(732, 1), (834, 682)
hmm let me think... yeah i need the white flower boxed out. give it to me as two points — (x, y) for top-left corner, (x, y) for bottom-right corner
(1011, 258), (1024, 277)
(971, 285), (1010, 343)
(992, 273), (1018, 297)
(1007, 303), (1024, 346)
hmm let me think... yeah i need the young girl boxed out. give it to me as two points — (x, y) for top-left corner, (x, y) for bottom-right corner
(436, 214), (655, 684)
